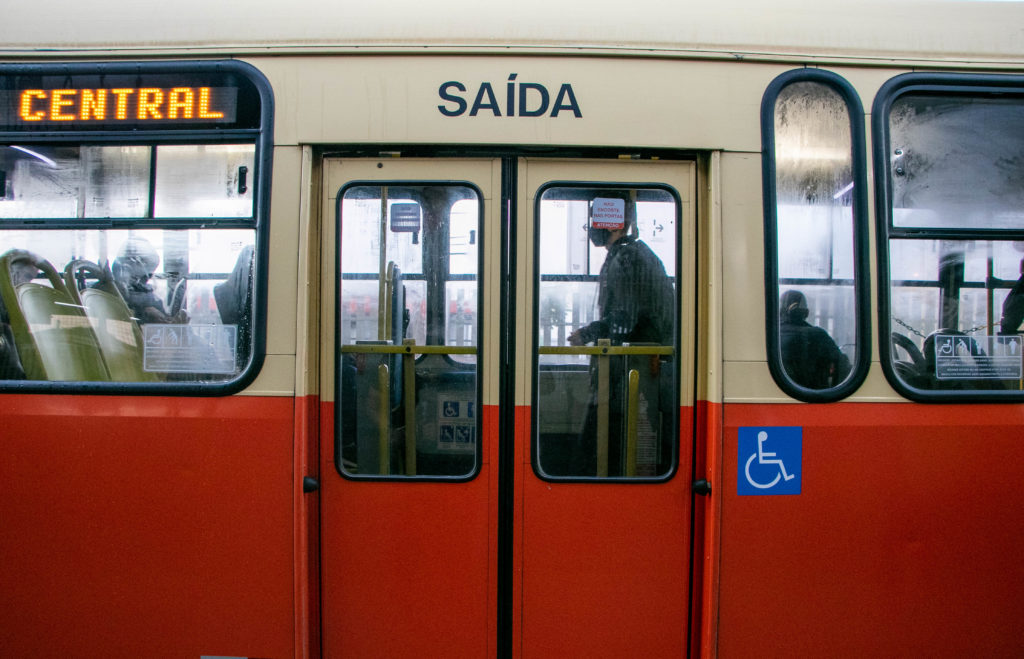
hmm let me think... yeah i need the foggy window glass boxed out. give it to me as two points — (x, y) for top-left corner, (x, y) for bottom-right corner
(82, 146), (151, 218)
(889, 96), (1024, 230)
(772, 80), (858, 391)
(882, 82), (1024, 396)
(154, 144), (254, 218)
(0, 146), (82, 218)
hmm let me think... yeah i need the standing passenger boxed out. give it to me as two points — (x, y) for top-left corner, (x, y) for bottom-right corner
(567, 196), (674, 476)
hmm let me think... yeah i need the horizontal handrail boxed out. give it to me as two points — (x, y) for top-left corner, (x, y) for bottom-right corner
(340, 344), (477, 355)
(538, 345), (673, 356)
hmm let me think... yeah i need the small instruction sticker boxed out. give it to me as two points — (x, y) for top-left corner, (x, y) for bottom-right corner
(591, 197), (626, 229)
(437, 398), (475, 450)
(143, 323), (238, 373)
(934, 334), (1022, 380)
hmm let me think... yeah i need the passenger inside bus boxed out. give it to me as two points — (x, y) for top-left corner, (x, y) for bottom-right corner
(214, 244), (255, 370)
(111, 237), (188, 325)
(999, 259), (1024, 335)
(567, 196), (673, 476)
(779, 289), (851, 389)
(0, 256), (34, 379)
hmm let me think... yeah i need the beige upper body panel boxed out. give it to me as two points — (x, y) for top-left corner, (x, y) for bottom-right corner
(3, 0), (1023, 66)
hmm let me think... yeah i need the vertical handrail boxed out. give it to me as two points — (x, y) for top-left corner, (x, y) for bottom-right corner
(403, 338), (417, 475)
(377, 363), (390, 475)
(596, 338), (610, 477)
(625, 368), (640, 477)
(377, 187), (389, 340)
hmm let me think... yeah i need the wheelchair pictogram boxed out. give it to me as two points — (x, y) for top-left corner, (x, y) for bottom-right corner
(744, 431), (795, 489)
(737, 426), (802, 496)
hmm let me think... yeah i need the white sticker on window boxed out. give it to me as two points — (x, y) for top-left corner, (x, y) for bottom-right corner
(591, 197), (625, 229)
(143, 323), (238, 373)
(934, 334), (1023, 380)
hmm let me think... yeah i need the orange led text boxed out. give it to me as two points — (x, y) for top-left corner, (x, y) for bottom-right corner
(18, 87), (226, 122)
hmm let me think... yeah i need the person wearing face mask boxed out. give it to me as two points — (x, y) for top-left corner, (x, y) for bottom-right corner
(566, 196), (674, 477)
(568, 197), (673, 349)
(112, 237), (188, 325)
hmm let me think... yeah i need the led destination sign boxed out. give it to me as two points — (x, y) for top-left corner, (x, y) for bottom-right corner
(16, 86), (235, 124)
(0, 64), (264, 131)
(4, 86), (236, 126)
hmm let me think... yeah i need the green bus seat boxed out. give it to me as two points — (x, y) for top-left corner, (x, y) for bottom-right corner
(64, 259), (156, 382)
(0, 250), (110, 382)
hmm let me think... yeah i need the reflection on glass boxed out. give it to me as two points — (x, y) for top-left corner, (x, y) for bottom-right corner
(0, 144), (257, 220)
(338, 184), (479, 478)
(535, 187), (676, 479)
(0, 228), (256, 384)
(885, 90), (1024, 393)
(889, 238), (1024, 391)
(0, 146), (81, 218)
(890, 96), (1024, 230)
(83, 147), (151, 218)
(773, 81), (857, 389)
(154, 144), (255, 218)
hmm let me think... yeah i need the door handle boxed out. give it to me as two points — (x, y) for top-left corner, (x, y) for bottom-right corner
(692, 479), (712, 496)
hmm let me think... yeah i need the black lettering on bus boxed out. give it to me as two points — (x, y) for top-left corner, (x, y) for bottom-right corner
(518, 83), (549, 117)
(506, 73), (518, 117)
(437, 81), (468, 116)
(469, 82), (501, 116)
(550, 83), (582, 118)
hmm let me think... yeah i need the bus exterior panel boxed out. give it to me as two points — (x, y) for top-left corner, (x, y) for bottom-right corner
(2, 2), (1024, 657)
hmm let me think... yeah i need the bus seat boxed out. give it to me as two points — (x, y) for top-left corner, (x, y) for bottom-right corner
(0, 250), (109, 381)
(64, 259), (155, 382)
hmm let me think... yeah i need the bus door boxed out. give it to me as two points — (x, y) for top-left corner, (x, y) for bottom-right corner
(517, 158), (696, 656)
(320, 158), (501, 657)
(320, 156), (694, 656)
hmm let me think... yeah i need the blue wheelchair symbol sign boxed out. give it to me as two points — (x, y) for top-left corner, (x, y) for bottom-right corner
(738, 427), (801, 495)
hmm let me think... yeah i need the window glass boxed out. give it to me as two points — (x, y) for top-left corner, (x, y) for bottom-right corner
(338, 184), (479, 478)
(0, 144), (254, 220)
(890, 97), (1024, 230)
(535, 186), (677, 479)
(0, 145), (85, 218)
(764, 73), (868, 398)
(0, 227), (255, 382)
(154, 144), (254, 218)
(882, 87), (1024, 394)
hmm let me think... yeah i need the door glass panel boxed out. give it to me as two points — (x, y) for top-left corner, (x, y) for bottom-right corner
(535, 186), (677, 479)
(338, 183), (480, 477)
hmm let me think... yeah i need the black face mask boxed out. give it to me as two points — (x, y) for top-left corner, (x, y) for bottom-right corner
(588, 226), (612, 247)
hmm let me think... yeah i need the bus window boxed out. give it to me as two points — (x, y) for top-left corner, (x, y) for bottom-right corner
(534, 185), (677, 479)
(0, 148), (258, 385)
(876, 74), (1024, 398)
(337, 183), (480, 478)
(0, 62), (270, 391)
(762, 69), (870, 401)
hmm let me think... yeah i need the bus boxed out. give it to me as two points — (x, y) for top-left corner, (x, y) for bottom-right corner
(1, 1), (1023, 656)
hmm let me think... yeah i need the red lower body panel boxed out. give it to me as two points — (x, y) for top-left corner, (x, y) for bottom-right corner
(716, 402), (1024, 657)
(0, 394), (296, 658)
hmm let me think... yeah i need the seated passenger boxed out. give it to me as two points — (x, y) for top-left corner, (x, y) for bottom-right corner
(111, 237), (188, 325)
(0, 258), (35, 379)
(779, 289), (851, 389)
